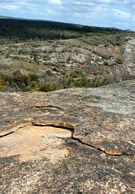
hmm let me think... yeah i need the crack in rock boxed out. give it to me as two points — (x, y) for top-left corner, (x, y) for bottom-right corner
(72, 137), (132, 156)
(32, 105), (63, 111)
(32, 122), (134, 156)
(0, 121), (131, 159)
(0, 123), (71, 162)
(32, 121), (74, 137)
(0, 123), (30, 138)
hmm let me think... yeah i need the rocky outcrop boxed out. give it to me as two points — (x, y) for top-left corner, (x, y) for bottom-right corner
(1, 38), (135, 92)
(0, 80), (135, 193)
(123, 39), (135, 76)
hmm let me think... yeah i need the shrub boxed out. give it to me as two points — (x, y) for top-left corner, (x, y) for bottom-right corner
(45, 70), (54, 77)
(93, 77), (110, 87)
(31, 81), (39, 91)
(39, 83), (58, 92)
(29, 73), (39, 81)
(13, 70), (29, 85)
(73, 76), (88, 87)
(0, 79), (5, 91)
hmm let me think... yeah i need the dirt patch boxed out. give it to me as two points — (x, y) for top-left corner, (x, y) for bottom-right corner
(0, 125), (71, 162)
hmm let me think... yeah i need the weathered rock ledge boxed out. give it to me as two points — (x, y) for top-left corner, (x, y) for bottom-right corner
(0, 80), (135, 193)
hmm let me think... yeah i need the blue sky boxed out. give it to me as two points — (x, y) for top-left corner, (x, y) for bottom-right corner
(0, 0), (135, 31)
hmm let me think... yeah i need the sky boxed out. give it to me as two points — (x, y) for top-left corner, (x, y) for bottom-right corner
(0, 0), (135, 31)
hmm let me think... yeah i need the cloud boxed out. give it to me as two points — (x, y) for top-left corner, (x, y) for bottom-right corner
(0, 3), (19, 10)
(0, 0), (37, 12)
(112, 9), (131, 19)
(0, 1), (19, 10)
(48, 0), (62, 5)
(47, 8), (54, 14)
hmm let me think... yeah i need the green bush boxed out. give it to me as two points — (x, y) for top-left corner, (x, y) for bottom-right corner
(13, 70), (29, 85)
(31, 81), (39, 91)
(73, 76), (89, 87)
(0, 79), (5, 91)
(39, 83), (58, 92)
(93, 78), (110, 87)
(29, 73), (39, 81)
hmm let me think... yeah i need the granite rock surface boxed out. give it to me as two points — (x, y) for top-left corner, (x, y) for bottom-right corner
(0, 80), (135, 193)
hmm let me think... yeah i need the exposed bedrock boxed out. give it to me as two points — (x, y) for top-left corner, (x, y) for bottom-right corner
(0, 80), (135, 193)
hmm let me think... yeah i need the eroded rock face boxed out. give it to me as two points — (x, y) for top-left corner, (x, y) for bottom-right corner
(0, 80), (135, 193)
(124, 39), (135, 76)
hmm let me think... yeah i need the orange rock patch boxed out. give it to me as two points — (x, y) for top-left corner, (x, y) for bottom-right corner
(0, 125), (71, 162)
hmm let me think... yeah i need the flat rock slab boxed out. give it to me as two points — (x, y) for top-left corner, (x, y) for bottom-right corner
(0, 125), (71, 163)
(0, 80), (135, 193)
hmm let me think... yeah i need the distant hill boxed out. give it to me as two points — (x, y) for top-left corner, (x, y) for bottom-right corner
(0, 16), (126, 42)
